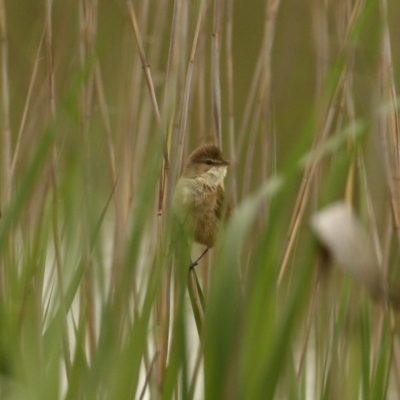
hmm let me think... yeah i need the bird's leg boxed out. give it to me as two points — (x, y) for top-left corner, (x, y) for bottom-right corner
(189, 247), (209, 269)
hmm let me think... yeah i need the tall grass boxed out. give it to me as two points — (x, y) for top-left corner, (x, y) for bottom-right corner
(0, 0), (399, 399)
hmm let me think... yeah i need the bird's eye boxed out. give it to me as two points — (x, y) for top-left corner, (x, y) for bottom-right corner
(205, 159), (213, 166)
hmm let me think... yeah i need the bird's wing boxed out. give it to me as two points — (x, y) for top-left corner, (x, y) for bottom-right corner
(215, 184), (232, 221)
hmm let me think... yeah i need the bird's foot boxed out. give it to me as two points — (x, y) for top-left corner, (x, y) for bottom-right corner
(188, 247), (210, 270)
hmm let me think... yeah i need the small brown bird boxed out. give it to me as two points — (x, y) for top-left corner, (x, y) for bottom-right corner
(173, 144), (230, 268)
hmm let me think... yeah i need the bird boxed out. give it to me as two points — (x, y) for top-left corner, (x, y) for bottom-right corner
(172, 144), (230, 268)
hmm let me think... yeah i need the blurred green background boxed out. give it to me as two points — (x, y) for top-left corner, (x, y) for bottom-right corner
(1, 0), (400, 399)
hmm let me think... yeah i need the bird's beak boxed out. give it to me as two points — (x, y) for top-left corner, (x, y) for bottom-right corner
(222, 159), (230, 166)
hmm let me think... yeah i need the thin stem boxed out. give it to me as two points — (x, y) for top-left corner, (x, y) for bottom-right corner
(211, 0), (222, 147)
(0, 0), (11, 204)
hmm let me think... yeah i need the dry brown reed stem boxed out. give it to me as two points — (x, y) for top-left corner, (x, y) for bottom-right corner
(211, 0), (222, 147)
(242, 0), (280, 199)
(359, 155), (383, 270)
(126, 2), (173, 391)
(378, 0), (400, 242)
(155, 3), (189, 387)
(163, 0), (188, 214)
(126, 0), (169, 204)
(0, 0), (11, 204)
(277, 0), (364, 286)
(127, 36), (144, 211)
(258, 0), (280, 113)
(237, 0), (280, 173)
(94, 65), (117, 186)
(139, 351), (159, 400)
(309, 1), (396, 382)
(225, 0), (237, 205)
(126, 3), (170, 241)
(312, 0), (329, 98)
(195, 34), (206, 145)
(236, 50), (261, 154)
(78, 0), (99, 362)
(344, 73), (356, 208)
(346, 0), (363, 39)
(177, 0), (206, 166)
(242, 131), (257, 198)
(150, 0), (172, 231)
(126, 5), (170, 329)
(379, 1), (400, 392)
(171, 1), (190, 159)
(162, 0), (180, 129)
(9, 33), (44, 188)
(94, 60), (124, 288)
(148, 0), (169, 66)
(45, 0), (55, 117)
(126, 1), (162, 125)
(45, 0), (72, 380)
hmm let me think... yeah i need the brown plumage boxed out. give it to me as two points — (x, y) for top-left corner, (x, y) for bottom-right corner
(173, 144), (230, 249)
